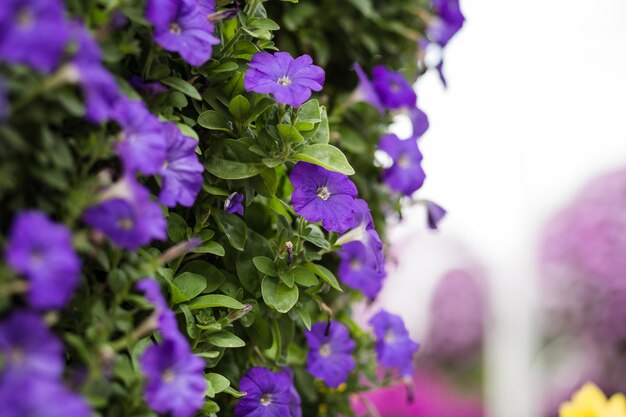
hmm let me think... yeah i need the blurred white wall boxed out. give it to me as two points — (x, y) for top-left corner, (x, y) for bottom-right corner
(381, 1), (626, 416)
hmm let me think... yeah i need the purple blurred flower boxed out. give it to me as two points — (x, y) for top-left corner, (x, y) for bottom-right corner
(0, 377), (92, 417)
(244, 52), (325, 107)
(429, 0), (465, 48)
(69, 23), (120, 123)
(425, 200), (447, 230)
(140, 338), (206, 417)
(0, 311), (63, 379)
(354, 63), (384, 113)
(305, 321), (356, 388)
(113, 98), (167, 175)
(426, 269), (485, 361)
(369, 310), (419, 376)
(158, 123), (203, 207)
(130, 75), (168, 97)
(5, 211), (81, 309)
(235, 367), (301, 417)
(224, 192), (244, 216)
(290, 162), (358, 233)
(136, 278), (180, 340)
(371, 66), (416, 110)
(348, 199), (385, 270)
(193, 0), (216, 15)
(0, 0), (70, 73)
(409, 106), (430, 140)
(378, 134), (425, 196)
(338, 241), (385, 299)
(146, 0), (219, 67)
(83, 175), (166, 250)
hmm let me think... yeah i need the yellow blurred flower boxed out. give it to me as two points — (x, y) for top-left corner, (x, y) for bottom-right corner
(560, 383), (626, 417)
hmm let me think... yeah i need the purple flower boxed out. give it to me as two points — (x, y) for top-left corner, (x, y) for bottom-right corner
(5, 211), (81, 309)
(192, 0), (216, 15)
(235, 367), (301, 417)
(346, 199), (385, 271)
(0, 0), (70, 73)
(353, 63), (384, 113)
(0, 311), (63, 379)
(429, 0), (465, 47)
(113, 98), (167, 175)
(146, 0), (219, 67)
(0, 377), (92, 417)
(409, 106), (430, 140)
(130, 75), (168, 97)
(378, 134), (425, 196)
(136, 278), (180, 340)
(244, 52), (325, 107)
(158, 123), (204, 207)
(69, 23), (120, 123)
(369, 311), (419, 376)
(83, 176), (167, 250)
(338, 241), (385, 299)
(290, 162), (358, 233)
(425, 200), (447, 230)
(305, 321), (356, 388)
(140, 338), (206, 417)
(371, 66), (416, 110)
(224, 192), (244, 216)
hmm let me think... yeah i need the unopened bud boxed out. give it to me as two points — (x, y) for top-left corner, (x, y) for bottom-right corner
(226, 304), (253, 322)
(284, 241), (293, 266)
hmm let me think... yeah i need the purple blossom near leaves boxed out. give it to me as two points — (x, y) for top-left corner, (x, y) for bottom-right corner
(0, 0), (70, 73)
(224, 192), (244, 216)
(408, 106), (430, 140)
(130, 75), (168, 97)
(83, 175), (166, 250)
(0, 311), (63, 379)
(290, 162), (358, 233)
(378, 134), (425, 196)
(353, 63), (384, 113)
(5, 211), (81, 309)
(244, 52), (325, 107)
(338, 241), (385, 299)
(0, 377), (92, 417)
(146, 0), (219, 67)
(139, 338), (207, 417)
(192, 0), (216, 15)
(424, 200), (447, 230)
(348, 199), (385, 270)
(429, 0), (465, 48)
(234, 366), (301, 417)
(369, 310), (419, 376)
(136, 278), (181, 340)
(305, 321), (356, 388)
(113, 98), (167, 175)
(158, 122), (204, 207)
(371, 66), (417, 110)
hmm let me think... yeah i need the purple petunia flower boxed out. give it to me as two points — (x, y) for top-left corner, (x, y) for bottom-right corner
(408, 106), (430, 140)
(69, 22), (120, 123)
(338, 241), (385, 299)
(83, 175), (167, 250)
(5, 211), (81, 309)
(290, 162), (358, 233)
(224, 192), (244, 216)
(429, 0), (465, 48)
(136, 278), (181, 340)
(130, 75), (169, 97)
(140, 338), (207, 417)
(158, 123), (204, 207)
(353, 63), (384, 114)
(244, 52), (325, 107)
(424, 200), (447, 230)
(146, 0), (219, 67)
(0, 311), (63, 379)
(0, 377), (92, 417)
(378, 134), (425, 196)
(369, 310), (420, 376)
(0, 0), (70, 73)
(371, 66), (417, 110)
(235, 366), (301, 417)
(113, 98), (167, 175)
(305, 321), (356, 388)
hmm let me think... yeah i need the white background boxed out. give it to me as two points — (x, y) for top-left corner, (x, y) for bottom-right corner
(378, 1), (626, 416)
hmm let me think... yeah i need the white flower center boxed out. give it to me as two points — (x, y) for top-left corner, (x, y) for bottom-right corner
(277, 75), (292, 86)
(384, 330), (395, 344)
(319, 343), (332, 358)
(316, 186), (331, 201)
(117, 217), (134, 230)
(260, 394), (272, 406)
(350, 259), (361, 270)
(397, 154), (410, 168)
(169, 22), (182, 35)
(17, 8), (33, 27)
(162, 369), (175, 382)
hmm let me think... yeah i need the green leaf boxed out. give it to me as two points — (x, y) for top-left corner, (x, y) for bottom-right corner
(262, 277), (299, 313)
(309, 106), (329, 144)
(301, 224), (330, 249)
(252, 256), (277, 277)
(296, 100), (321, 131)
(161, 76), (202, 100)
(180, 304), (197, 338)
(243, 17), (280, 40)
(278, 270), (295, 287)
(305, 263), (342, 291)
(290, 266), (318, 286)
(198, 111), (232, 133)
(294, 144), (355, 175)
(295, 306), (312, 330)
(205, 139), (266, 180)
(223, 386), (247, 398)
(203, 185), (231, 196)
(167, 213), (189, 243)
(171, 272), (207, 303)
(278, 124), (304, 143)
(206, 331), (245, 348)
(186, 294), (245, 310)
(207, 373), (230, 394)
(228, 95), (251, 120)
(193, 241), (225, 256)
(213, 209), (247, 251)
(179, 261), (225, 293)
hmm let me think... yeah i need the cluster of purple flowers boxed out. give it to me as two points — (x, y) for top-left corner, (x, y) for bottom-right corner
(137, 278), (207, 417)
(234, 367), (301, 417)
(0, 311), (91, 417)
(369, 310), (420, 376)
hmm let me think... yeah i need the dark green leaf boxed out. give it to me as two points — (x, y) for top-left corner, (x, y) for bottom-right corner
(294, 144), (355, 175)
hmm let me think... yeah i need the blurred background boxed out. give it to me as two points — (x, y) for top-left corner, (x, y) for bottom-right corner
(371, 0), (626, 416)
